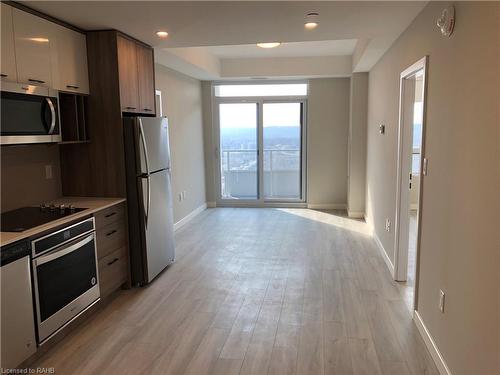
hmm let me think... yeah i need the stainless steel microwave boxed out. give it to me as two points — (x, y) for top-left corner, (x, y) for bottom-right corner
(1, 82), (61, 145)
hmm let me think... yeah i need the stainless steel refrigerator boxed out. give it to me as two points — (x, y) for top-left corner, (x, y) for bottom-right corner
(123, 116), (175, 285)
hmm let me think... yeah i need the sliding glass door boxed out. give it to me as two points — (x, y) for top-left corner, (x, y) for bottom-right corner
(263, 102), (302, 200)
(219, 103), (258, 200)
(217, 99), (306, 205)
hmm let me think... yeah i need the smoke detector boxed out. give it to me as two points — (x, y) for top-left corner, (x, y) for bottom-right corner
(437, 6), (455, 37)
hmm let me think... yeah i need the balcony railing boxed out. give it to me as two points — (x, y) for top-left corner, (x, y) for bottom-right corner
(221, 149), (301, 199)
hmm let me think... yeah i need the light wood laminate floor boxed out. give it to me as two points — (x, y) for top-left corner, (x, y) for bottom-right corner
(32, 208), (438, 375)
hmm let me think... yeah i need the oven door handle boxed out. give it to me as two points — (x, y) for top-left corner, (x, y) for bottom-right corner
(34, 233), (94, 266)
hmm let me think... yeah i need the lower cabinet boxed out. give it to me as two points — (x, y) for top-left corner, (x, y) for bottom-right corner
(98, 247), (128, 298)
(94, 203), (129, 298)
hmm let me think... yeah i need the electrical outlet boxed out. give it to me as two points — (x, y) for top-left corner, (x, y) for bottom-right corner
(439, 289), (445, 313)
(385, 218), (391, 232)
(45, 165), (53, 179)
(182, 191), (187, 200)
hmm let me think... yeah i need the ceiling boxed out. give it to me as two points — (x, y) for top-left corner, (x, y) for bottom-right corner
(207, 40), (357, 59)
(24, 1), (427, 80)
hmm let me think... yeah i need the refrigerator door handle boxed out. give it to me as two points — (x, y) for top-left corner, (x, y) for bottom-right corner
(138, 118), (150, 175)
(142, 175), (151, 230)
(146, 175), (151, 229)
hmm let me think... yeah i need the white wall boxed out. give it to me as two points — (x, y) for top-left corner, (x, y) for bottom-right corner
(201, 81), (217, 205)
(155, 64), (207, 223)
(347, 73), (368, 216)
(365, 2), (499, 374)
(307, 78), (350, 208)
(221, 56), (351, 79)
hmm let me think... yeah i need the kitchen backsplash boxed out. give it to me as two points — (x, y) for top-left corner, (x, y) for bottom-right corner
(1, 144), (62, 213)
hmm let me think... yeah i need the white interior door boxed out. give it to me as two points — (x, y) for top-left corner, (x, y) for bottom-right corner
(394, 56), (428, 311)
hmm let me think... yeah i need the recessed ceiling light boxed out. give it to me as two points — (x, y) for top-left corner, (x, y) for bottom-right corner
(257, 42), (281, 49)
(305, 12), (319, 29)
(156, 31), (169, 38)
(305, 22), (318, 30)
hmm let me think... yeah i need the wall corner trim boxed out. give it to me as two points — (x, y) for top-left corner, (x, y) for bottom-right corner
(373, 231), (395, 277)
(174, 203), (207, 231)
(206, 201), (217, 208)
(347, 210), (365, 219)
(413, 311), (453, 375)
(307, 203), (347, 210)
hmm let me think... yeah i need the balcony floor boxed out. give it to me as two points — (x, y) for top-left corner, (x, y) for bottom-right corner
(31, 208), (438, 375)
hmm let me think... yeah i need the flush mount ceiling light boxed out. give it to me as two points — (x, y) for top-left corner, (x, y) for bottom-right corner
(156, 31), (169, 38)
(305, 12), (319, 30)
(257, 42), (281, 49)
(28, 37), (49, 43)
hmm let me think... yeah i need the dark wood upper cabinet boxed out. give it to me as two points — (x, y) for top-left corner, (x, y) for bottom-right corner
(117, 34), (139, 113)
(136, 43), (155, 114)
(60, 30), (156, 198)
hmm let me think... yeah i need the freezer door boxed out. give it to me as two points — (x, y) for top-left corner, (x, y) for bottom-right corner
(137, 117), (170, 174)
(140, 170), (175, 282)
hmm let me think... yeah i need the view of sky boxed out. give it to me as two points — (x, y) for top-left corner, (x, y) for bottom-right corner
(215, 84), (307, 98)
(219, 103), (301, 128)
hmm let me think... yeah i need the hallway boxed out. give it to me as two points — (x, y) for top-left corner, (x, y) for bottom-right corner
(32, 208), (438, 375)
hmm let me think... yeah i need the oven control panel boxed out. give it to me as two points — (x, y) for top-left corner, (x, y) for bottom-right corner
(32, 218), (95, 257)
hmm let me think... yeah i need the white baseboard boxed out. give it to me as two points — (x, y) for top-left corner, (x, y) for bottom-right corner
(413, 311), (452, 375)
(373, 231), (395, 278)
(206, 201), (216, 208)
(173, 203), (207, 231)
(307, 203), (347, 210)
(347, 210), (365, 219)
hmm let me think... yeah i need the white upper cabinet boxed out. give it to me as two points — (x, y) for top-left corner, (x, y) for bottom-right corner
(12, 8), (54, 87)
(51, 24), (89, 94)
(1, 4), (18, 82)
(3, 6), (89, 93)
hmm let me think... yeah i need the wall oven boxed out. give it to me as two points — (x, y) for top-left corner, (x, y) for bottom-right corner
(1, 81), (61, 145)
(31, 217), (100, 344)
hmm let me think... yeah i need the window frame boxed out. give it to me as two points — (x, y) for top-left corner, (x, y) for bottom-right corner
(212, 81), (308, 207)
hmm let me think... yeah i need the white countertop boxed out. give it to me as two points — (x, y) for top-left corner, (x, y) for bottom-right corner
(0, 197), (126, 247)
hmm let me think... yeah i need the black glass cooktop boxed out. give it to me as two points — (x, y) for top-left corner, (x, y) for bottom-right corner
(1, 206), (87, 232)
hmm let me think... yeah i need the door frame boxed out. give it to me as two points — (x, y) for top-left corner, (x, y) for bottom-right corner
(393, 56), (428, 311)
(213, 93), (308, 207)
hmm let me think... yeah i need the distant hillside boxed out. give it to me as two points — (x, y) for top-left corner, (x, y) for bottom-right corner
(221, 126), (300, 149)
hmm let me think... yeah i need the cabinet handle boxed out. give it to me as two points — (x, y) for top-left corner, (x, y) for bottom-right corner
(106, 229), (117, 237)
(66, 84), (79, 89)
(143, 108), (153, 112)
(104, 212), (117, 218)
(107, 258), (119, 266)
(125, 106), (137, 110)
(0, 74), (7, 78)
(28, 78), (45, 84)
